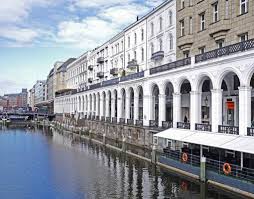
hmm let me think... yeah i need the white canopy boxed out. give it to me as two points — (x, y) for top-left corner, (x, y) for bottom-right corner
(154, 129), (254, 154)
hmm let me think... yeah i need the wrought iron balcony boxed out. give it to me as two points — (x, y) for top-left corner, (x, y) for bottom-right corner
(177, 122), (190, 129)
(101, 116), (105, 122)
(106, 117), (111, 123)
(127, 119), (134, 125)
(162, 121), (173, 129)
(151, 51), (164, 61)
(195, 39), (254, 63)
(150, 57), (191, 75)
(88, 78), (93, 83)
(97, 72), (104, 78)
(135, 120), (143, 127)
(88, 65), (93, 71)
(195, 123), (212, 132)
(149, 120), (158, 128)
(120, 71), (144, 82)
(97, 57), (104, 63)
(110, 68), (119, 76)
(247, 127), (254, 136)
(218, 125), (239, 135)
(112, 117), (117, 124)
(119, 118), (125, 124)
(127, 59), (138, 69)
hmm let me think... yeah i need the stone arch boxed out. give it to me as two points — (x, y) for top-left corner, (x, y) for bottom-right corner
(216, 68), (242, 89)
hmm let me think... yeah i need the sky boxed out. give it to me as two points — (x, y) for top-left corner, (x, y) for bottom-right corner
(0, 0), (165, 95)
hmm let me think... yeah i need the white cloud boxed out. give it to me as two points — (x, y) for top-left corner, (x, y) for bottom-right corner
(145, 0), (165, 7)
(71, 0), (136, 9)
(0, 27), (39, 43)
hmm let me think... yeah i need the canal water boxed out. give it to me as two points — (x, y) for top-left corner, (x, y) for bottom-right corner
(0, 127), (245, 199)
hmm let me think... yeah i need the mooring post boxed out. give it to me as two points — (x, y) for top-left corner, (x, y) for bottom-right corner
(151, 145), (157, 164)
(122, 137), (126, 153)
(200, 157), (206, 182)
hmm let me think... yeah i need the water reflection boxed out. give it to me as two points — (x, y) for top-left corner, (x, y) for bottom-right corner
(0, 127), (245, 199)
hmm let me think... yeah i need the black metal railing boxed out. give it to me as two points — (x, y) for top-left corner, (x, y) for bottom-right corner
(127, 119), (134, 125)
(112, 117), (117, 124)
(101, 116), (105, 122)
(135, 120), (143, 127)
(247, 127), (254, 136)
(195, 123), (212, 132)
(195, 39), (254, 63)
(119, 118), (125, 124)
(162, 121), (173, 129)
(106, 117), (111, 123)
(150, 57), (191, 75)
(218, 125), (239, 135)
(120, 71), (144, 82)
(177, 122), (190, 129)
(149, 120), (158, 128)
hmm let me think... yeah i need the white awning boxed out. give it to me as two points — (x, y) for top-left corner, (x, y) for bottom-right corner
(154, 128), (254, 154)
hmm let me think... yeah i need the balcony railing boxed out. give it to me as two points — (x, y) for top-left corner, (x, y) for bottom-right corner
(106, 117), (111, 123)
(112, 117), (117, 124)
(150, 57), (191, 75)
(101, 116), (105, 122)
(120, 71), (144, 82)
(195, 123), (212, 132)
(177, 122), (190, 129)
(127, 59), (138, 69)
(97, 72), (104, 78)
(119, 118), (125, 124)
(97, 57), (104, 63)
(247, 127), (254, 136)
(151, 51), (164, 61)
(195, 39), (254, 63)
(88, 65), (93, 71)
(135, 120), (143, 127)
(110, 68), (118, 76)
(127, 119), (134, 125)
(149, 120), (158, 128)
(102, 78), (119, 87)
(218, 125), (239, 135)
(162, 121), (173, 129)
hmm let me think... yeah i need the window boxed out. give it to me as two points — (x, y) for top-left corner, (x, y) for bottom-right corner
(217, 40), (224, 48)
(151, 43), (154, 56)
(189, 0), (193, 6)
(213, 2), (219, 22)
(159, 17), (163, 31)
(183, 50), (189, 58)
(180, 20), (185, 36)
(181, 0), (185, 9)
(189, 17), (193, 34)
(159, 39), (163, 51)
(141, 48), (144, 61)
(225, 0), (229, 18)
(239, 32), (248, 42)
(128, 36), (130, 48)
(134, 33), (137, 45)
(169, 11), (173, 26)
(128, 53), (130, 62)
(240, 0), (248, 14)
(151, 22), (154, 36)
(200, 13), (205, 31)
(141, 29), (144, 41)
(169, 34), (173, 50)
(199, 46), (206, 54)
(134, 51), (137, 60)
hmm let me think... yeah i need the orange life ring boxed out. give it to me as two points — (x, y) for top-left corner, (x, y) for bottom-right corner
(223, 163), (232, 175)
(182, 153), (188, 162)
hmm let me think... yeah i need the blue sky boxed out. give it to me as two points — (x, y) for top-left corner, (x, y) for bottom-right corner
(0, 0), (164, 95)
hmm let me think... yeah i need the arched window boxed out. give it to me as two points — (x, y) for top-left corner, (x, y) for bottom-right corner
(159, 39), (163, 51)
(151, 43), (154, 56)
(169, 33), (173, 50)
(151, 22), (154, 36)
(169, 11), (172, 26)
(159, 17), (163, 31)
